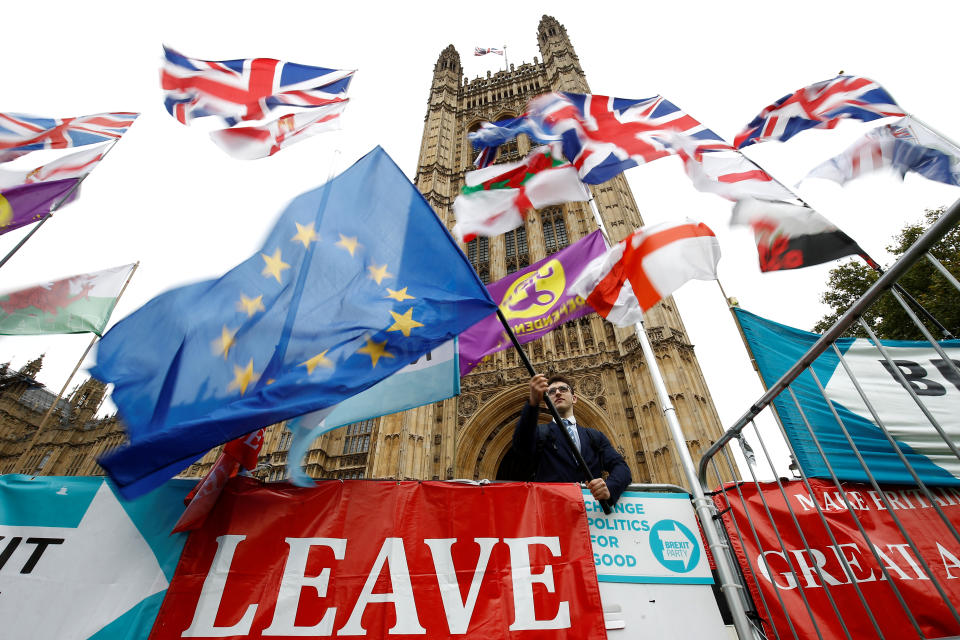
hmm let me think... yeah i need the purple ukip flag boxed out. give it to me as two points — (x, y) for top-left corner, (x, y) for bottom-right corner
(0, 178), (79, 236)
(459, 229), (607, 374)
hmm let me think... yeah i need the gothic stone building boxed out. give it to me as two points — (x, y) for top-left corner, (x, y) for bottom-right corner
(0, 16), (727, 488)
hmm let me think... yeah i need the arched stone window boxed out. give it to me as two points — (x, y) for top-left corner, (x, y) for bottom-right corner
(541, 207), (568, 255)
(504, 227), (528, 274)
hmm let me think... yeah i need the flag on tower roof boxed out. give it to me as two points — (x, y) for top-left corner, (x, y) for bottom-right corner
(92, 147), (497, 498)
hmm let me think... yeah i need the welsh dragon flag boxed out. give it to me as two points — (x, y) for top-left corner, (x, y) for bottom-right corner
(0, 264), (134, 335)
(453, 142), (591, 242)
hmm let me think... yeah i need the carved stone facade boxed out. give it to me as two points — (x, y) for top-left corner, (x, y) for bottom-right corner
(0, 16), (730, 489)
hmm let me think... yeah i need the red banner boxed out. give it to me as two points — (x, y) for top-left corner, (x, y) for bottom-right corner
(716, 478), (960, 639)
(152, 479), (605, 639)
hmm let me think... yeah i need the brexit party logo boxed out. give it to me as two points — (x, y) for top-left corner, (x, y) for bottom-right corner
(649, 519), (701, 573)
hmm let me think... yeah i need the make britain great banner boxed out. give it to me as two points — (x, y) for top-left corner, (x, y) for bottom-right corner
(716, 478), (960, 640)
(151, 478), (606, 639)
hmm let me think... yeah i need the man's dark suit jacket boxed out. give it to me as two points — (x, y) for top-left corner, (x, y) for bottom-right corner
(513, 402), (632, 504)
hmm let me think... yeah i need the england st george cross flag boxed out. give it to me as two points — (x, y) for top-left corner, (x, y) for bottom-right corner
(736, 308), (960, 486)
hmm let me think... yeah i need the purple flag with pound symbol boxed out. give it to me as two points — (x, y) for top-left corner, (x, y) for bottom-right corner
(459, 228), (607, 375)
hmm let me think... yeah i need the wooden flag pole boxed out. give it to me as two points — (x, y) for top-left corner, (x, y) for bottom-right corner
(16, 261), (139, 474)
(0, 140), (121, 272)
(495, 308), (613, 515)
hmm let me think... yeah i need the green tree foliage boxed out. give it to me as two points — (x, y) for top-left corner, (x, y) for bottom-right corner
(813, 206), (960, 340)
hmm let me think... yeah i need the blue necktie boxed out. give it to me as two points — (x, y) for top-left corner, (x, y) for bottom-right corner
(562, 419), (580, 451)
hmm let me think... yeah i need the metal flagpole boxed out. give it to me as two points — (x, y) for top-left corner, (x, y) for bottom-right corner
(632, 316), (757, 640)
(0, 140), (121, 272)
(15, 261), (139, 473)
(494, 308), (613, 515)
(502, 45), (508, 72)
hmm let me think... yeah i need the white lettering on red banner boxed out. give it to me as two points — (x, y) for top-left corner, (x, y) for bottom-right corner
(153, 479), (605, 639)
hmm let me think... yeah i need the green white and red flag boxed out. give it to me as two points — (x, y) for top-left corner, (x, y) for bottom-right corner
(452, 142), (590, 242)
(0, 263), (134, 336)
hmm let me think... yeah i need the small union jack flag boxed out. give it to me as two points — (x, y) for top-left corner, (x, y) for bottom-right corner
(161, 46), (354, 127)
(0, 112), (138, 163)
(734, 75), (905, 149)
(474, 47), (504, 56)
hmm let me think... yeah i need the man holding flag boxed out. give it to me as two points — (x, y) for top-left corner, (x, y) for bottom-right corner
(514, 373), (631, 505)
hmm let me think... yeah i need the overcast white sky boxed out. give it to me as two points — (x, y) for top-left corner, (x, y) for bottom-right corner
(2, 1), (958, 476)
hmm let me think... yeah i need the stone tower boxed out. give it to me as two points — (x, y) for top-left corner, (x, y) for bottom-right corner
(366, 14), (727, 488)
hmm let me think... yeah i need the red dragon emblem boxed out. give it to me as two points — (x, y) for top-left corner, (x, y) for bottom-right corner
(0, 276), (94, 316)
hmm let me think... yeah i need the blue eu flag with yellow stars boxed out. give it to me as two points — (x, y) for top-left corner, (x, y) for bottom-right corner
(93, 147), (497, 498)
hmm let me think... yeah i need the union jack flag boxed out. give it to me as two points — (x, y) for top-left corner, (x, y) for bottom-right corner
(0, 112), (138, 162)
(474, 47), (504, 56)
(161, 46), (354, 127)
(734, 75), (905, 149)
(527, 92), (727, 184)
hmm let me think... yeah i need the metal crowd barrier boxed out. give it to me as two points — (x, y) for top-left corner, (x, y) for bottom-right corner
(693, 200), (960, 640)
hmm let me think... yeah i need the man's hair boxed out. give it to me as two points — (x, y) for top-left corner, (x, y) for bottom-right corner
(546, 375), (574, 395)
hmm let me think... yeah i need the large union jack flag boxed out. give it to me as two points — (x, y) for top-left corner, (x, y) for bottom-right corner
(161, 46), (354, 127)
(734, 75), (905, 149)
(530, 92), (726, 184)
(0, 112), (138, 162)
(469, 93), (725, 184)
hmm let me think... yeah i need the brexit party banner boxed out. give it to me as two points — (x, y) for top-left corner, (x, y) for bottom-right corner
(584, 490), (728, 638)
(0, 475), (193, 640)
(458, 229), (606, 375)
(735, 308), (960, 486)
(717, 478), (960, 640)
(151, 478), (606, 639)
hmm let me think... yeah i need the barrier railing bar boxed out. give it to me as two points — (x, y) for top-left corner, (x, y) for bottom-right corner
(830, 344), (960, 548)
(926, 253), (960, 294)
(697, 198), (960, 485)
(746, 419), (855, 640)
(807, 366), (960, 627)
(786, 387), (925, 637)
(859, 320), (960, 463)
(717, 446), (790, 640)
(750, 407), (884, 638)
(888, 288), (960, 381)
(709, 454), (772, 639)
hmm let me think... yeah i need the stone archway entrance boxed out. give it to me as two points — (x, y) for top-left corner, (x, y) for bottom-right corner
(456, 386), (616, 482)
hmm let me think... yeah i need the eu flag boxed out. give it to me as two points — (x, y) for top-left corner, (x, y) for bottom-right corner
(93, 147), (497, 498)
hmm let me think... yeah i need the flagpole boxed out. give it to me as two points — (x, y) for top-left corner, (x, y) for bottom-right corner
(503, 45), (508, 72)
(494, 308), (613, 515)
(0, 140), (120, 272)
(632, 315), (756, 640)
(15, 261), (139, 474)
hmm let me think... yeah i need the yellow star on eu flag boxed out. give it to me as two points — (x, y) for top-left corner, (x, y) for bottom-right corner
(367, 263), (393, 285)
(387, 308), (424, 337)
(228, 359), (259, 395)
(261, 249), (290, 283)
(300, 350), (333, 374)
(357, 338), (396, 368)
(385, 287), (415, 302)
(291, 222), (319, 248)
(335, 234), (360, 257)
(238, 294), (266, 317)
(212, 325), (239, 360)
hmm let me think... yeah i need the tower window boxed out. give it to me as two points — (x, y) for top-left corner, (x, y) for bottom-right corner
(542, 207), (569, 254)
(505, 227), (529, 274)
(466, 237), (490, 283)
(343, 419), (374, 455)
